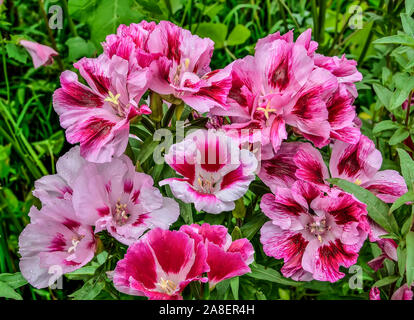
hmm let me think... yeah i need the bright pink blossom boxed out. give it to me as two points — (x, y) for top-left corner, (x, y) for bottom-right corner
(160, 129), (258, 214)
(260, 180), (370, 282)
(329, 135), (407, 203)
(369, 287), (381, 300)
(20, 40), (58, 69)
(113, 228), (209, 300)
(147, 21), (232, 113)
(53, 53), (148, 163)
(180, 223), (254, 287)
(72, 154), (179, 245)
(19, 202), (96, 288)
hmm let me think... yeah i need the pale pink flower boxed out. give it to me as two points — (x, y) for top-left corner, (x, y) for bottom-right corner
(367, 221), (398, 271)
(19, 202), (96, 288)
(53, 53), (149, 163)
(180, 223), (254, 287)
(32, 146), (86, 205)
(147, 21), (232, 113)
(391, 284), (413, 300)
(160, 129), (258, 214)
(113, 228), (209, 300)
(19, 40), (58, 69)
(260, 180), (370, 282)
(72, 154), (179, 245)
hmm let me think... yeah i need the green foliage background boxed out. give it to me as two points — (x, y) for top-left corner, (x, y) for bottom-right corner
(0, 0), (414, 300)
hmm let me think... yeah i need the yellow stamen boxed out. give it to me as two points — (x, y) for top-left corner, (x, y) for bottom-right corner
(257, 102), (278, 119)
(184, 58), (190, 69)
(104, 91), (121, 106)
(354, 178), (362, 186)
(68, 238), (80, 253)
(158, 278), (177, 295)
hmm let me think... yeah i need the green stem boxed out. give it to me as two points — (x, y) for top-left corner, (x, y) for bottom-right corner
(405, 90), (413, 127)
(0, 32), (10, 101)
(311, 0), (319, 41)
(60, 0), (78, 37)
(318, 0), (327, 43)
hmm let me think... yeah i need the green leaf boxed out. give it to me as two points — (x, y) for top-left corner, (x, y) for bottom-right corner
(398, 246), (407, 278)
(389, 191), (414, 213)
(6, 43), (28, 64)
(240, 215), (266, 240)
(328, 178), (398, 234)
(402, 209), (414, 235)
(397, 148), (414, 191)
(373, 84), (392, 109)
(66, 37), (96, 61)
(373, 34), (414, 46)
(406, 231), (414, 286)
(406, 0), (414, 15)
(0, 273), (27, 289)
(372, 120), (399, 134)
(389, 128), (410, 145)
(195, 23), (228, 49)
(232, 198), (246, 219)
(33, 131), (65, 157)
(178, 200), (193, 224)
(69, 277), (105, 300)
(0, 144), (11, 179)
(230, 277), (239, 300)
(401, 13), (414, 37)
(82, 0), (144, 47)
(135, 137), (159, 165)
(372, 275), (400, 288)
(231, 226), (243, 240)
(226, 25), (251, 46)
(0, 281), (23, 300)
(68, 0), (99, 21)
(247, 263), (303, 287)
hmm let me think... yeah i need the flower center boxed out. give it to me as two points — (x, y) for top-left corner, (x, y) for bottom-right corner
(307, 219), (330, 243)
(158, 278), (177, 295)
(67, 235), (83, 253)
(104, 91), (126, 117)
(114, 200), (129, 225)
(354, 178), (362, 186)
(196, 175), (218, 194)
(257, 102), (278, 119)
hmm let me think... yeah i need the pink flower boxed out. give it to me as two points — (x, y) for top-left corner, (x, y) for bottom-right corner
(369, 287), (381, 300)
(391, 284), (413, 300)
(32, 146), (86, 205)
(160, 129), (258, 214)
(113, 228), (209, 300)
(260, 180), (370, 282)
(19, 40), (58, 69)
(367, 221), (398, 271)
(19, 202), (96, 289)
(102, 21), (158, 67)
(53, 53), (148, 163)
(261, 135), (407, 204)
(180, 223), (254, 287)
(147, 21), (232, 113)
(329, 135), (407, 203)
(72, 154), (179, 245)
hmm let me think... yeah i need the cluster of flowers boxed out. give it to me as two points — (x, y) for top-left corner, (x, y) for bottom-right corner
(19, 20), (411, 299)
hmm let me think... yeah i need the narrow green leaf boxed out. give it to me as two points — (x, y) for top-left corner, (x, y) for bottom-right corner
(401, 13), (414, 37)
(69, 277), (105, 300)
(389, 191), (414, 213)
(328, 178), (398, 234)
(230, 277), (239, 300)
(372, 275), (400, 288)
(398, 246), (407, 278)
(240, 215), (266, 240)
(373, 34), (414, 46)
(232, 198), (246, 219)
(397, 148), (414, 191)
(406, 231), (414, 286)
(247, 264), (303, 287)
(373, 84), (392, 109)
